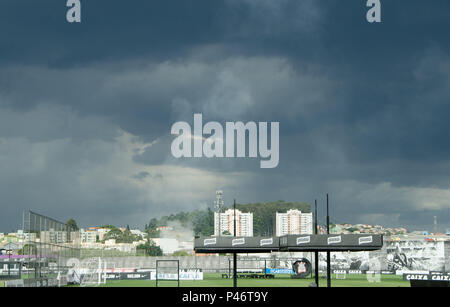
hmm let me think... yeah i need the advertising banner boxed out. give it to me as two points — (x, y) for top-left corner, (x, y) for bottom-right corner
(280, 234), (383, 252)
(265, 268), (294, 274)
(195, 236), (280, 253)
(104, 269), (203, 281)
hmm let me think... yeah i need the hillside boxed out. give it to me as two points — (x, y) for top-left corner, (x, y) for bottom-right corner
(146, 200), (311, 237)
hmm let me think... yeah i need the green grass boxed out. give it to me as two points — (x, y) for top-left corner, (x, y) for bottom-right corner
(97, 273), (409, 287)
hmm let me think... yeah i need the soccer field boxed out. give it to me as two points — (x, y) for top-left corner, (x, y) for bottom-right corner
(97, 273), (409, 287)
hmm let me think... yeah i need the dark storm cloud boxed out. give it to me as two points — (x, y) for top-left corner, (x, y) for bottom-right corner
(131, 171), (163, 181)
(0, 0), (450, 232)
(0, 0), (224, 67)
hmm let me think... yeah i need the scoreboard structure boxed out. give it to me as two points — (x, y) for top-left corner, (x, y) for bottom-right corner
(194, 234), (383, 253)
(194, 234), (383, 287)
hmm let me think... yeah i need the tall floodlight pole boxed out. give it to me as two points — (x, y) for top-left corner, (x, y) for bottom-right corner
(314, 199), (319, 287)
(326, 193), (331, 288)
(434, 216), (437, 234)
(214, 191), (224, 236)
(233, 199), (237, 288)
(234, 199), (237, 236)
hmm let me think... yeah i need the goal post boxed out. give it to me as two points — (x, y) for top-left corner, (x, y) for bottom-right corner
(156, 260), (180, 287)
(79, 257), (107, 287)
(335, 271), (347, 280)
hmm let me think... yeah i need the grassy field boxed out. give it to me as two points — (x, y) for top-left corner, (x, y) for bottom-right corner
(98, 273), (409, 287)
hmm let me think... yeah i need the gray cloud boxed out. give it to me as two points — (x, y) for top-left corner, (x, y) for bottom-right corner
(0, 0), (449, 232)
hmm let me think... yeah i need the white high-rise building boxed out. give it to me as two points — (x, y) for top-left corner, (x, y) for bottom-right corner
(214, 209), (253, 237)
(276, 209), (313, 236)
(80, 229), (97, 244)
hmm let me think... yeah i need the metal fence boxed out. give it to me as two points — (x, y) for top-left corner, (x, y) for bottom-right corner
(97, 255), (310, 274)
(17, 211), (81, 281)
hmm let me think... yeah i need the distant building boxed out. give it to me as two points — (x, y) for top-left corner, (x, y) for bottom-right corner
(23, 232), (36, 242)
(0, 242), (20, 255)
(214, 209), (253, 237)
(16, 230), (36, 242)
(151, 238), (179, 254)
(79, 228), (111, 243)
(96, 228), (110, 241)
(156, 226), (173, 232)
(276, 209), (313, 236)
(80, 229), (97, 244)
(41, 229), (68, 244)
(130, 229), (146, 238)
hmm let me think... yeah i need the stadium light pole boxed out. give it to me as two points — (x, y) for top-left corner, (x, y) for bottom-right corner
(326, 193), (331, 288)
(233, 199), (237, 288)
(314, 199), (319, 287)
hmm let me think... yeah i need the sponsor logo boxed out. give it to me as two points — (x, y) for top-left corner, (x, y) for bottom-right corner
(327, 236), (342, 244)
(348, 270), (363, 274)
(260, 238), (273, 246)
(404, 274), (429, 281)
(333, 270), (347, 274)
(358, 236), (373, 245)
(127, 274), (144, 279)
(432, 275), (450, 281)
(232, 238), (245, 246)
(296, 236), (311, 245)
(204, 238), (217, 246)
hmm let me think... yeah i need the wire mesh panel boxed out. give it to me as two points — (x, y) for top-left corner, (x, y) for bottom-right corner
(21, 211), (81, 286)
(156, 260), (179, 287)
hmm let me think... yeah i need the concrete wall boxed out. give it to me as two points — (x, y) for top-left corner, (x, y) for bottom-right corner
(445, 241), (450, 272)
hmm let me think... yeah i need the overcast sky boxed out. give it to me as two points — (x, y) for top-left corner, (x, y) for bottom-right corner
(1, 0), (449, 232)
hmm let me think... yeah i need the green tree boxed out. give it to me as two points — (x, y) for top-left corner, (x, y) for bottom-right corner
(193, 208), (214, 236)
(136, 241), (163, 256)
(102, 226), (140, 243)
(102, 226), (122, 241)
(66, 218), (79, 231)
(172, 250), (190, 256)
(18, 244), (37, 255)
(148, 218), (159, 229)
(120, 228), (138, 243)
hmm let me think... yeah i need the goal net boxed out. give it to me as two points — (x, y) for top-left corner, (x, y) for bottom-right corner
(79, 257), (107, 287)
(335, 271), (347, 280)
(156, 260), (179, 287)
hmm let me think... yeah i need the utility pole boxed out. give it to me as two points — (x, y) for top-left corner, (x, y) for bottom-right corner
(233, 199), (237, 288)
(314, 199), (319, 287)
(326, 193), (331, 288)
